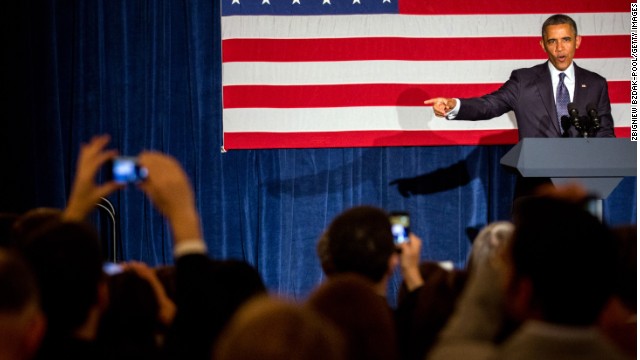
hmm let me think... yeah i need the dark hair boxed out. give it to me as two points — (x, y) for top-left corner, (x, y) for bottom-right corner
(21, 221), (104, 336)
(97, 270), (161, 359)
(215, 296), (346, 360)
(0, 248), (40, 314)
(325, 206), (395, 283)
(541, 14), (578, 38)
(510, 196), (616, 325)
(610, 225), (637, 311)
(306, 274), (397, 360)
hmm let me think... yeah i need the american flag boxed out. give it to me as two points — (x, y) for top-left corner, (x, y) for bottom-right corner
(221, 0), (632, 150)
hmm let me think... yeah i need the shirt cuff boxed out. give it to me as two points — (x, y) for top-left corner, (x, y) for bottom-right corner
(173, 240), (208, 258)
(445, 98), (461, 120)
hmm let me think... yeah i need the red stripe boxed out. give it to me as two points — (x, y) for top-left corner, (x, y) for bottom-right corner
(224, 128), (631, 150)
(223, 81), (630, 108)
(614, 127), (631, 138)
(399, 0), (632, 15)
(222, 35), (629, 62)
(224, 130), (520, 149)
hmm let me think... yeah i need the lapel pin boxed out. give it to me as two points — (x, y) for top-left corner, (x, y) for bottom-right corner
(581, 84), (587, 88)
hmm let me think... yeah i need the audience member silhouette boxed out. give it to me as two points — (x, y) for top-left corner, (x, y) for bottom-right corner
(598, 225), (637, 358)
(97, 261), (176, 360)
(395, 262), (467, 360)
(0, 248), (46, 360)
(317, 205), (424, 297)
(427, 191), (629, 360)
(21, 220), (108, 360)
(9, 208), (62, 246)
(214, 296), (346, 360)
(306, 274), (398, 360)
(134, 150), (269, 360)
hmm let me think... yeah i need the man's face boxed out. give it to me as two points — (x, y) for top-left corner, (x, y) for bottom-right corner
(540, 23), (582, 71)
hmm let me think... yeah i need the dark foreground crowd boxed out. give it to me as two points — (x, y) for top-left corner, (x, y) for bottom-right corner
(0, 135), (636, 360)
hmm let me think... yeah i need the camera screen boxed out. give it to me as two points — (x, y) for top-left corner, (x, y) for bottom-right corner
(390, 213), (410, 244)
(112, 157), (148, 184)
(103, 262), (124, 275)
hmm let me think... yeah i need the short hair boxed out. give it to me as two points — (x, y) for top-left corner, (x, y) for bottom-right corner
(21, 220), (104, 336)
(307, 274), (397, 360)
(610, 225), (637, 311)
(214, 296), (346, 360)
(0, 248), (43, 357)
(10, 207), (62, 248)
(466, 221), (514, 272)
(510, 196), (616, 325)
(0, 248), (40, 316)
(541, 14), (578, 38)
(324, 206), (395, 283)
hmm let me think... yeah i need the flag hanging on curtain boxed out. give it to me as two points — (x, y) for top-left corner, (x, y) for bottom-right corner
(221, 0), (631, 150)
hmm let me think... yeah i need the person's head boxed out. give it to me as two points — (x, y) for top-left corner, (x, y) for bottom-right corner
(397, 262), (467, 359)
(540, 14), (581, 71)
(306, 274), (398, 360)
(20, 220), (106, 339)
(207, 259), (268, 344)
(97, 269), (161, 358)
(214, 296), (346, 360)
(466, 221), (514, 272)
(610, 225), (637, 312)
(504, 196), (616, 326)
(321, 206), (396, 286)
(0, 248), (46, 360)
(10, 208), (62, 248)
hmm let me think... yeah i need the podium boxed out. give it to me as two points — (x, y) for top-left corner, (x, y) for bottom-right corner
(500, 138), (637, 218)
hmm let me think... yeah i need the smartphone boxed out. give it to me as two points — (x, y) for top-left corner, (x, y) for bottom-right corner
(106, 157), (148, 184)
(103, 262), (124, 275)
(390, 211), (410, 245)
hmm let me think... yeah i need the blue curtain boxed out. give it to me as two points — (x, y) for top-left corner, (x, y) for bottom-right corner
(2, 0), (636, 303)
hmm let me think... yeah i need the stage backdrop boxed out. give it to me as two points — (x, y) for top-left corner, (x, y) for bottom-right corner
(1, 0), (636, 304)
(221, 0), (632, 149)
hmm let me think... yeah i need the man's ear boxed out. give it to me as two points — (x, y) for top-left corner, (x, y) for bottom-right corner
(575, 35), (582, 49)
(539, 38), (545, 52)
(97, 279), (110, 312)
(22, 309), (46, 359)
(506, 276), (534, 321)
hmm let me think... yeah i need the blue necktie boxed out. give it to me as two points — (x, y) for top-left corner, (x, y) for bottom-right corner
(556, 72), (570, 132)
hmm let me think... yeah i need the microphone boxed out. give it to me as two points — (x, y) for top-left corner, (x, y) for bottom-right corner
(567, 102), (583, 134)
(586, 103), (600, 132)
(560, 115), (572, 137)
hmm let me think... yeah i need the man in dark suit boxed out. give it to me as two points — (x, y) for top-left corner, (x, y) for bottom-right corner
(425, 14), (615, 198)
(425, 14), (615, 139)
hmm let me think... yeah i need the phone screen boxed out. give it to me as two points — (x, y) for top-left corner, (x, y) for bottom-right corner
(390, 212), (410, 245)
(109, 157), (148, 184)
(103, 262), (124, 275)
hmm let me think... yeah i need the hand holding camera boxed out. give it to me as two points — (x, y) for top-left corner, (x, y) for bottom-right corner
(63, 135), (124, 221)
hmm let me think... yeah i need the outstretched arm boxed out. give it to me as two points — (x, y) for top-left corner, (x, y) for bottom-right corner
(136, 151), (203, 245)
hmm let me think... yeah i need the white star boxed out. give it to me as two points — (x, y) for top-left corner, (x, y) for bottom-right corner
(262, 0), (270, 4)
(383, 0), (391, 3)
(353, 0), (361, 3)
(292, 0), (300, 3)
(231, 0), (240, 4)
(323, 0), (331, 4)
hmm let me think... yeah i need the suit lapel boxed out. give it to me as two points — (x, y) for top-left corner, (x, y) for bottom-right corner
(535, 63), (561, 135)
(573, 64), (587, 106)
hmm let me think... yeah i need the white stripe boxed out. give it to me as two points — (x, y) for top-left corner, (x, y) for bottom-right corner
(223, 104), (630, 132)
(222, 13), (630, 39)
(222, 58), (630, 85)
